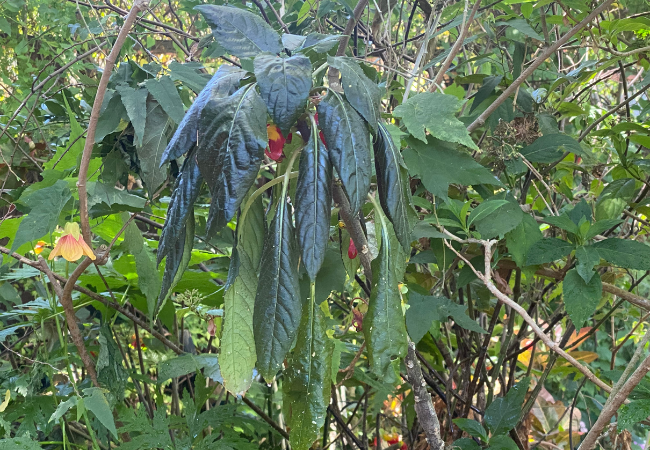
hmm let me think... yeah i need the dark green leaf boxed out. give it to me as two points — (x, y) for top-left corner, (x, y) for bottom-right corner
(145, 76), (186, 125)
(254, 54), (312, 135)
(520, 134), (584, 163)
(403, 137), (503, 201)
(95, 90), (128, 143)
(195, 5), (282, 58)
(284, 293), (333, 450)
(619, 400), (650, 430)
(364, 211), (408, 384)
(83, 388), (118, 439)
(168, 61), (212, 93)
(374, 123), (416, 251)
(544, 214), (580, 234)
(563, 268), (602, 328)
(12, 180), (71, 252)
(138, 98), (170, 192)
(295, 122), (332, 280)
(524, 238), (574, 266)
(157, 353), (222, 383)
(87, 182), (146, 217)
(453, 418), (488, 442)
(393, 92), (477, 149)
(158, 211), (194, 311)
(470, 75), (502, 113)
(487, 435), (520, 450)
(584, 219), (623, 240)
(595, 178), (636, 221)
(484, 377), (530, 435)
(575, 245), (600, 283)
(198, 83), (267, 235)
(472, 199), (523, 239)
(405, 292), (443, 344)
(161, 65), (245, 165)
(116, 85), (148, 147)
(317, 92), (372, 215)
(495, 18), (544, 41)
(221, 195), (265, 395)
(254, 199), (302, 382)
(328, 56), (381, 131)
(453, 438), (482, 450)
(593, 238), (650, 270)
(468, 199), (509, 227)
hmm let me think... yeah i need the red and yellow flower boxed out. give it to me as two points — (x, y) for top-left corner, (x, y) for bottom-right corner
(48, 222), (96, 262)
(266, 124), (286, 161)
(33, 241), (48, 255)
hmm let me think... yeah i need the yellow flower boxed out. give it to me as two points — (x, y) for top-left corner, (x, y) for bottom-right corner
(33, 241), (47, 254)
(48, 223), (96, 262)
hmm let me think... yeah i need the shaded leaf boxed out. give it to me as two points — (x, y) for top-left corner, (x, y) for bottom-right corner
(168, 61), (211, 93)
(145, 76), (185, 124)
(87, 182), (146, 217)
(524, 238), (574, 266)
(593, 238), (650, 270)
(158, 353), (222, 383)
(495, 18), (544, 41)
(595, 178), (636, 221)
(158, 211), (194, 311)
(473, 198), (523, 239)
(484, 377), (530, 435)
(563, 268), (602, 328)
(95, 90), (128, 143)
(470, 75), (502, 113)
(575, 245), (600, 283)
(453, 418), (488, 442)
(520, 134), (584, 163)
(83, 388), (117, 439)
(619, 400), (650, 430)
(116, 85), (148, 147)
(138, 98), (170, 192)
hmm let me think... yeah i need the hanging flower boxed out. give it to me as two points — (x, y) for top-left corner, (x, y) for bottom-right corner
(33, 241), (48, 255)
(266, 124), (286, 161)
(48, 222), (96, 262)
(348, 238), (358, 260)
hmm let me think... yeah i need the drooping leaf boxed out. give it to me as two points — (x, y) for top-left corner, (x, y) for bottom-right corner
(519, 133), (585, 163)
(328, 56), (381, 131)
(484, 377), (531, 435)
(1, 436), (43, 450)
(393, 92), (478, 149)
(469, 75), (503, 113)
(12, 180), (71, 252)
(524, 238), (575, 266)
(168, 61), (212, 93)
(96, 326), (129, 401)
(137, 98), (170, 193)
(158, 211), (194, 310)
(195, 5), (282, 58)
(83, 388), (118, 439)
(87, 182), (146, 217)
(254, 53), (312, 135)
(94, 90), (128, 143)
(593, 238), (650, 270)
(221, 195), (265, 395)
(575, 245), (600, 283)
(295, 120), (332, 281)
(145, 76), (186, 125)
(116, 85), (148, 147)
(253, 198), (302, 382)
(563, 268), (602, 328)
(317, 92), (372, 215)
(49, 396), (78, 423)
(402, 137), (503, 201)
(284, 293), (333, 450)
(161, 65), (245, 165)
(544, 214), (580, 234)
(198, 83), (267, 236)
(363, 209), (408, 384)
(374, 122), (416, 251)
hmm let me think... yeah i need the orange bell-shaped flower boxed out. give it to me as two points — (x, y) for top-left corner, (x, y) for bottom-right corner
(48, 222), (96, 262)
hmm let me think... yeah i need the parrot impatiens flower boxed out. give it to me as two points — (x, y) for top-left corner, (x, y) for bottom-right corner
(33, 241), (47, 255)
(266, 124), (286, 161)
(48, 222), (96, 262)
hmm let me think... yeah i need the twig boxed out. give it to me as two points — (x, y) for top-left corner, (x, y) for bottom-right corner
(241, 396), (290, 440)
(328, 0), (369, 88)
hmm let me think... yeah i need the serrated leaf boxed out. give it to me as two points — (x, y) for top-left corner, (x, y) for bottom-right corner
(593, 238), (650, 270)
(295, 122), (332, 280)
(484, 377), (530, 435)
(563, 268), (602, 328)
(198, 83), (267, 236)
(161, 65), (245, 165)
(393, 92), (477, 149)
(544, 213), (580, 234)
(374, 123), (416, 251)
(253, 198), (302, 382)
(254, 54), (312, 135)
(595, 178), (636, 221)
(524, 238), (574, 266)
(584, 219), (623, 240)
(221, 195), (265, 395)
(116, 85), (148, 147)
(145, 76), (185, 124)
(83, 388), (117, 439)
(619, 400), (650, 430)
(363, 210), (408, 384)
(138, 98), (170, 193)
(317, 92), (372, 215)
(402, 136), (502, 201)
(328, 56), (381, 131)
(473, 198), (523, 239)
(575, 245), (600, 283)
(468, 199), (509, 227)
(519, 133), (584, 163)
(284, 293), (333, 450)
(195, 5), (282, 58)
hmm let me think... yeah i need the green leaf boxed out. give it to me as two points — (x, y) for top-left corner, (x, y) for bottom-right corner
(364, 209), (408, 384)
(593, 238), (650, 270)
(83, 388), (118, 439)
(393, 92), (477, 150)
(468, 200), (509, 227)
(328, 56), (381, 131)
(138, 99), (170, 193)
(519, 133), (584, 163)
(168, 61), (212, 93)
(619, 400), (650, 430)
(198, 83), (267, 236)
(295, 121), (332, 280)
(374, 123), (416, 251)
(544, 214), (580, 234)
(158, 211), (194, 312)
(161, 65), (245, 165)
(12, 180), (71, 252)
(1, 436), (44, 450)
(44, 96), (85, 171)
(87, 182), (146, 217)
(453, 418), (488, 442)
(403, 136), (503, 201)
(254, 198), (302, 382)
(506, 214), (543, 268)
(94, 90), (128, 143)
(484, 377), (531, 435)
(595, 178), (636, 221)
(195, 5), (282, 58)
(563, 268), (602, 328)
(158, 353), (222, 383)
(524, 238), (574, 266)
(145, 76), (186, 125)
(284, 293), (333, 450)
(317, 91), (372, 215)
(254, 54), (312, 135)
(116, 85), (148, 147)
(221, 195), (264, 395)
(575, 245), (600, 283)
(472, 199), (523, 239)
(495, 18), (544, 41)
(584, 219), (622, 240)
(487, 435), (520, 450)
(96, 326), (129, 401)
(470, 75), (502, 113)
(454, 438), (482, 450)
(49, 396), (78, 423)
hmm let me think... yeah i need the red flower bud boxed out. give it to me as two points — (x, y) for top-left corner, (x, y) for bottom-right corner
(348, 238), (358, 260)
